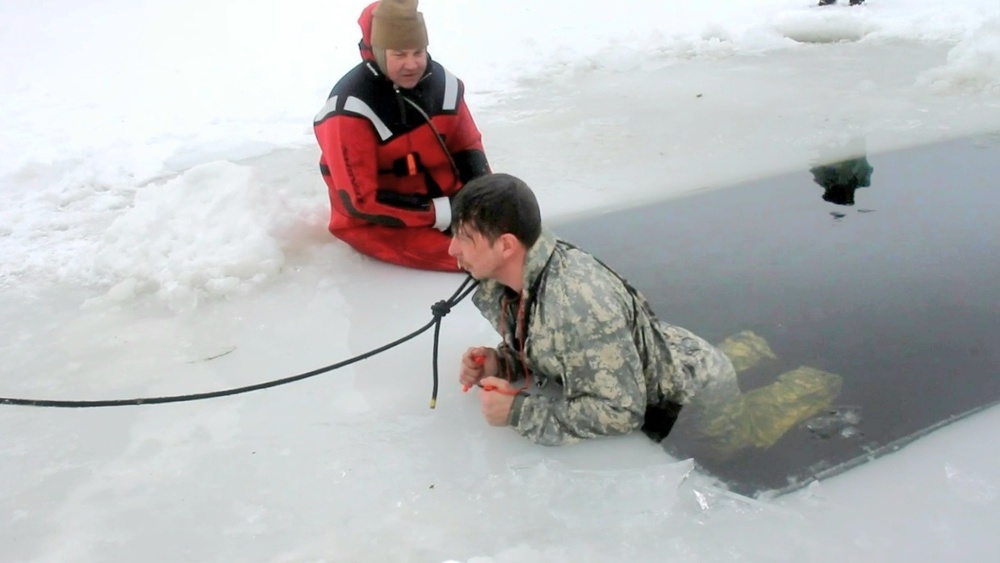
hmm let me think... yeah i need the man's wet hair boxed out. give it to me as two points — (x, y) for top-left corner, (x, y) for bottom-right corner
(451, 173), (542, 246)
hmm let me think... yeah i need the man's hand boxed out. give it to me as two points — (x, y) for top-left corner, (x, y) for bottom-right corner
(479, 376), (517, 426)
(459, 346), (499, 390)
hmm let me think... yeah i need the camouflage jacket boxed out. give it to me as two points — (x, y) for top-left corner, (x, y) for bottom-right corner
(472, 229), (716, 445)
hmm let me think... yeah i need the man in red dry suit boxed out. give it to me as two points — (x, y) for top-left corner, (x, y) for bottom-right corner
(313, 0), (491, 271)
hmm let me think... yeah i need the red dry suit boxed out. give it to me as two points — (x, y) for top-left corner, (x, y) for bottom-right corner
(313, 2), (490, 272)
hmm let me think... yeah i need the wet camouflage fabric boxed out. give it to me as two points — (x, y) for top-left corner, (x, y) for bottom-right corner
(716, 330), (778, 373)
(471, 229), (741, 446)
(686, 365), (843, 459)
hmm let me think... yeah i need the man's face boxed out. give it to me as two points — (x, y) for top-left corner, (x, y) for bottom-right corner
(448, 223), (501, 279)
(384, 48), (427, 89)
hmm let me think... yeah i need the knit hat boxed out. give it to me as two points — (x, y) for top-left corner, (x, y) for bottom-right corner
(370, 0), (428, 51)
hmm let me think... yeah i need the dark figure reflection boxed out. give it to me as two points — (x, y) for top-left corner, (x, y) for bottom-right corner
(809, 154), (874, 206)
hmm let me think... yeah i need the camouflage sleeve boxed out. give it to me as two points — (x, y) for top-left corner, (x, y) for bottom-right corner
(508, 264), (648, 445)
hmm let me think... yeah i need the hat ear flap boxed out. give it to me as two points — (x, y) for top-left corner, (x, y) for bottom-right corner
(373, 48), (388, 76)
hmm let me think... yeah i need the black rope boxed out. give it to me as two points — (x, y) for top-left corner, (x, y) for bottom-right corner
(427, 275), (479, 408)
(0, 275), (480, 409)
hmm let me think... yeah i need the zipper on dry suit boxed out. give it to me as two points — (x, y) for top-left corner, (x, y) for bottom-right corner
(394, 85), (409, 126)
(392, 71), (432, 127)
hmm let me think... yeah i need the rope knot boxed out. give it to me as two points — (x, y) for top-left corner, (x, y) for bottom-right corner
(431, 300), (452, 318)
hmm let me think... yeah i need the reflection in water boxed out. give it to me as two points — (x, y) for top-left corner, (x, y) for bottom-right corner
(809, 154), (874, 206)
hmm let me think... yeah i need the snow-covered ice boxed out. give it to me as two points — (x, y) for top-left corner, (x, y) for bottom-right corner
(2, 1), (1000, 561)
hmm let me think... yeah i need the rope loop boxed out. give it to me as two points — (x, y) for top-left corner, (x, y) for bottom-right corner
(430, 300), (452, 318)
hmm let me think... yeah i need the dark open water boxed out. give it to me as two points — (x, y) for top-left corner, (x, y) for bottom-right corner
(555, 134), (1000, 495)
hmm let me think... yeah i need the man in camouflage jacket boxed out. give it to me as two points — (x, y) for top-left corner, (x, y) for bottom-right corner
(450, 173), (842, 449)
(449, 173), (745, 446)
